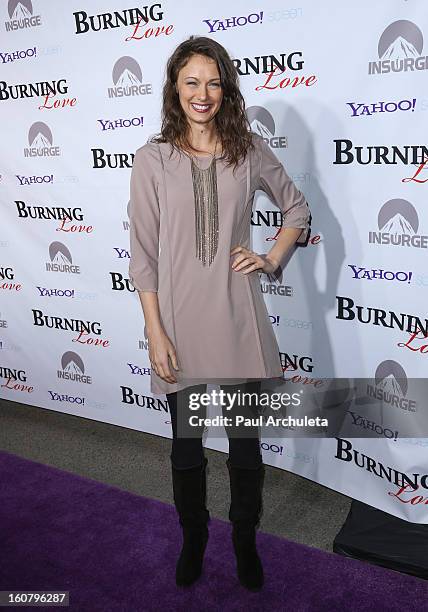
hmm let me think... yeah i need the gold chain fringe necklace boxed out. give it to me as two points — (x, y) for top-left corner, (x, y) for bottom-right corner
(190, 137), (219, 267)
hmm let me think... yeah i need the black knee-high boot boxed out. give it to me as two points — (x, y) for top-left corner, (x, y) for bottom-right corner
(226, 459), (265, 591)
(171, 457), (210, 586)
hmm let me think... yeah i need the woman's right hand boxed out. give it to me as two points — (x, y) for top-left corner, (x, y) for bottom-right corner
(147, 327), (179, 384)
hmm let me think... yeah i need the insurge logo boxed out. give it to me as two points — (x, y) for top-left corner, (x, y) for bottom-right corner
(247, 106), (287, 148)
(368, 199), (428, 249)
(366, 360), (417, 412)
(45, 242), (80, 275)
(4, 0), (41, 31)
(107, 56), (152, 98)
(369, 20), (428, 75)
(57, 351), (92, 384)
(24, 122), (60, 157)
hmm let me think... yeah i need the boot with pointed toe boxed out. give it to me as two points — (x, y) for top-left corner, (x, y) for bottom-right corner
(227, 459), (265, 591)
(171, 457), (210, 586)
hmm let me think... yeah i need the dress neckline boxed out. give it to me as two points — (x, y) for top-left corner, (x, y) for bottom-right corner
(193, 153), (221, 158)
(177, 146), (223, 160)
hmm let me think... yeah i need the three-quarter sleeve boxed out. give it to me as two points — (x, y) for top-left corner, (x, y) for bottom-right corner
(128, 145), (160, 292)
(257, 136), (311, 244)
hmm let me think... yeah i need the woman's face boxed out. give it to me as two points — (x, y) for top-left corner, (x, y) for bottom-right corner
(176, 53), (223, 128)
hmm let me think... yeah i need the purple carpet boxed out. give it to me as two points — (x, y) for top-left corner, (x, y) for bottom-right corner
(0, 451), (426, 612)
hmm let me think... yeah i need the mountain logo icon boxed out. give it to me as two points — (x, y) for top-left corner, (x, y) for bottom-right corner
(378, 20), (423, 60)
(377, 199), (419, 234)
(28, 122), (53, 147)
(375, 360), (408, 397)
(381, 36), (419, 61)
(112, 57), (142, 86)
(61, 351), (85, 375)
(247, 106), (276, 139)
(8, 0), (33, 19)
(49, 242), (72, 265)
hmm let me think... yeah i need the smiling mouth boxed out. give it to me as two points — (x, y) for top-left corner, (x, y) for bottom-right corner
(191, 103), (212, 113)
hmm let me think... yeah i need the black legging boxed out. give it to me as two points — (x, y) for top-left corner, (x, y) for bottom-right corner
(167, 381), (263, 470)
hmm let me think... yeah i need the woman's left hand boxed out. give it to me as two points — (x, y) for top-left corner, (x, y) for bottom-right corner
(230, 246), (278, 275)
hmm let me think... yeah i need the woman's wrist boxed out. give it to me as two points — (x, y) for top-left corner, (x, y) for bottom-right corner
(264, 253), (280, 271)
(145, 321), (164, 337)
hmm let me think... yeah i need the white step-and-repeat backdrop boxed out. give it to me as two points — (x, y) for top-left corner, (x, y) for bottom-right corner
(1, 1), (427, 523)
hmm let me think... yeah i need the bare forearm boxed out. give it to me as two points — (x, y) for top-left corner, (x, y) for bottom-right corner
(137, 291), (163, 334)
(265, 227), (303, 268)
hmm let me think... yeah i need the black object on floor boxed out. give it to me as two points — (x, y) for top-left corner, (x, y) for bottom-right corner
(334, 500), (428, 580)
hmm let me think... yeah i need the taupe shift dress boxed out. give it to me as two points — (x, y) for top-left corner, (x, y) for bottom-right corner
(128, 133), (311, 395)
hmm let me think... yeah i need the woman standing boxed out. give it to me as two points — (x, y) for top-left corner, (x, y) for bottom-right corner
(129, 36), (311, 590)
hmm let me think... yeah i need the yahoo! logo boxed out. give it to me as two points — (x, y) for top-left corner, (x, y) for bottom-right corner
(348, 265), (412, 283)
(16, 174), (53, 185)
(114, 248), (130, 259)
(269, 314), (280, 326)
(4, 0), (41, 31)
(37, 286), (75, 298)
(97, 116), (143, 131)
(260, 442), (283, 454)
(127, 363), (151, 376)
(261, 442), (315, 463)
(0, 46), (36, 63)
(48, 391), (85, 404)
(347, 411), (399, 440)
(347, 98), (416, 117)
(203, 11), (263, 33)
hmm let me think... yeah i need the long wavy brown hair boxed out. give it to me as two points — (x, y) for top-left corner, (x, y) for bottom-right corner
(150, 36), (253, 170)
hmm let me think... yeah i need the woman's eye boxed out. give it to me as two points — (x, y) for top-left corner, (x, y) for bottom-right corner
(185, 82), (220, 87)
